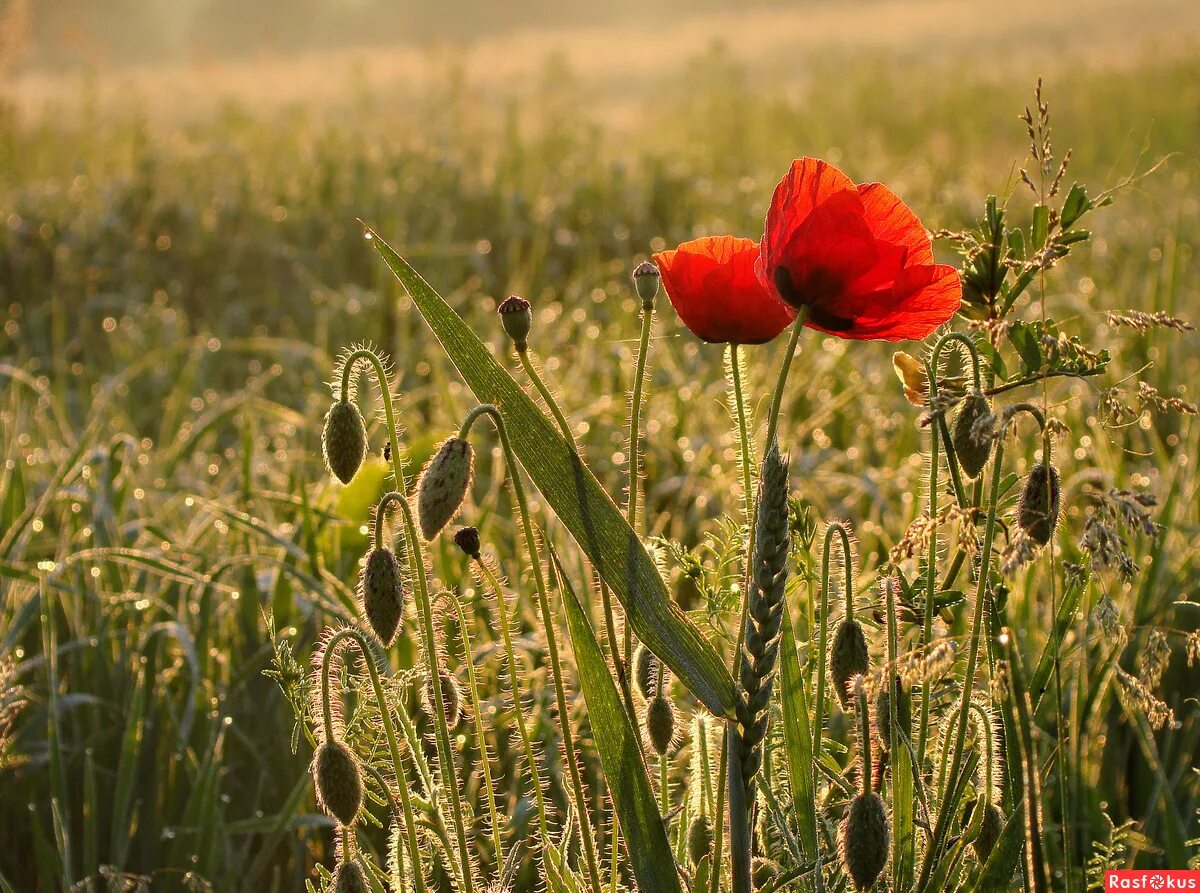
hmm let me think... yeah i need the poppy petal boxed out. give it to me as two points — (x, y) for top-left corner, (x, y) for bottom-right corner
(760, 158), (857, 278)
(856, 182), (935, 266)
(828, 263), (962, 341)
(654, 236), (795, 344)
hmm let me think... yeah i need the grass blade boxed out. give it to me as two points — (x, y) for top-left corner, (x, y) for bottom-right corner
(778, 609), (817, 860)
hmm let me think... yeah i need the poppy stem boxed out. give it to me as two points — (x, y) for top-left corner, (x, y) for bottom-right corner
(763, 307), (809, 455)
(727, 343), (756, 528)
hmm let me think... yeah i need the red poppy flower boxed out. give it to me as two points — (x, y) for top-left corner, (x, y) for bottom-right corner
(756, 158), (961, 341)
(653, 235), (796, 344)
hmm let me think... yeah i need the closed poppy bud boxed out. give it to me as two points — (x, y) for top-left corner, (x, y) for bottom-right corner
(359, 547), (404, 646)
(752, 857), (781, 890)
(423, 669), (464, 729)
(952, 390), (996, 480)
(417, 437), (474, 540)
(314, 739), (363, 826)
(687, 814), (713, 866)
(873, 680), (892, 754)
(1018, 462), (1061, 545)
(840, 792), (890, 890)
(323, 400), (367, 485)
(645, 694), (675, 755)
(973, 802), (1005, 863)
(830, 619), (870, 709)
(633, 643), (660, 700)
(333, 860), (370, 893)
(497, 295), (533, 352)
(453, 526), (481, 559)
(633, 260), (661, 310)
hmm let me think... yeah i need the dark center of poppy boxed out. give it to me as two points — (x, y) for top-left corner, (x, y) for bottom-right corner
(773, 266), (854, 332)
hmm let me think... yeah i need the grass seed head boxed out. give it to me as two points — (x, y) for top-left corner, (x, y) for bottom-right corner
(634, 642), (660, 700)
(687, 814), (714, 866)
(831, 619), (870, 709)
(951, 389), (996, 479)
(646, 694), (676, 756)
(323, 400), (367, 485)
(497, 295), (533, 352)
(633, 260), (661, 310)
(840, 792), (890, 890)
(417, 436), (474, 540)
(452, 526), (481, 559)
(359, 547), (404, 646)
(333, 859), (370, 893)
(314, 739), (363, 826)
(1018, 462), (1061, 545)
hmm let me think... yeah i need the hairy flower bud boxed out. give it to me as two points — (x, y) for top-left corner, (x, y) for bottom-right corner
(497, 295), (533, 352)
(423, 669), (464, 729)
(314, 740), (363, 826)
(687, 814), (714, 866)
(968, 800), (1005, 863)
(333, 859), (370, 893)
(453, 526), (481, 559)
(751, 857), (780, 890)
(633, 260), (661, 310)
(645, 694), (676, 756)
(840, 792), (890, 890)
(359, 547), (404, 646)
(323, 400), (367, 485)
(952, 390), (996, 480)
(417, 437), (474, 540)
(634, 643), (660, 700)
(830, 619), (870, 709)
(1018, 462), (1061, 545)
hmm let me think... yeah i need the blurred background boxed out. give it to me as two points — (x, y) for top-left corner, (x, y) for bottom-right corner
(2, 0), (1199, 890)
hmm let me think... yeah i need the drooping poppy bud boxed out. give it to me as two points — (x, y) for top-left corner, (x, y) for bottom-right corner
(972, 801), (1005, 863)
(497, 295), (533, 352)
(633, 260), (661, 310)
(417, 437), (474, 540)
(687, 814), (714, 866)
(359, 547), (404, 646)
(633, 643), (661, 700)
(314, 739), (363, 826)
(1018, 462), (1061, 545)
(323, 400), (368, 485)
(333, 859), (370, 893)
(751, 857), (781, 890)
(645, 694), (676, 755)
(952, 390), (996, 480)
(840, 791), (890, 889)
(830, 619), (870, 709)
(423, 669), (464, 729)
(453, 526), (481, 559)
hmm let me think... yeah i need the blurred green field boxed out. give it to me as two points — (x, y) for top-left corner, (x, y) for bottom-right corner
(2, 6), (1200, 890)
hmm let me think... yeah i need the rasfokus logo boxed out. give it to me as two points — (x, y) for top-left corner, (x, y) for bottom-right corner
(1106, 871), (1200, 890)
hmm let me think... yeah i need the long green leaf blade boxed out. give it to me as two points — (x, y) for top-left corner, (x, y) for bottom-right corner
(370, 228), (737, 717)
(779, 609), (817, 860)
(555, 551), (683, 893)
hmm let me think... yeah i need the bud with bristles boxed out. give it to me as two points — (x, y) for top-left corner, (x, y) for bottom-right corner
(687, 814), (713, 866)
(359, 547), (404, 646)
(873, 678), (894, 754)
(973, 801), (1005, 863)
(952, 390), (995, 480)
(423, 669), (464, 729)
(830, 619), (870, 709)
(497, 295), (533, 352)
(417, 437), (474, 540)
(1018, 462), (1061, 545)
(633, 260), (661, 310)
(840, 791), (890, 890)
(333, 859), (370, 893)
(751, 857), (780, 890)
(323, 400), (367, 485)
(314, 739), (363, 826)
(646, 694), (676, 755)
(453, 526), (481, 559)
(634, 643), (660, 700)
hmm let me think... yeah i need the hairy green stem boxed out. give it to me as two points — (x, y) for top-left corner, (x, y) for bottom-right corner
(813, 521), (854, 792)
(517, 349), (575, 446)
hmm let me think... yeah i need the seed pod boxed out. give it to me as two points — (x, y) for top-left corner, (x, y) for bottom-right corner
(873, 681), (892, 754)
(830, 619), (870, 709)
(333, 859), (370, 893)
(751, 857), (781, 890)
(497, 295), (533, 352)
(1018, 462), (1061, 545)
(417, 437), (474, 540)
(952, 390), (995, 480)
(687, 814), (713, 866)
(323, 400), (368, 485)
(633, 643), (660, 700)
(645, 695), (675, 756)
(840, 792), (890, 890)
(453, 526), (481, 559)
(633, 260), (661, 309)
(313, 740), (363, 826)
(973, 801), (1005, 863)
(359, 547), (404, 646)
(423, 669), (464, 729)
